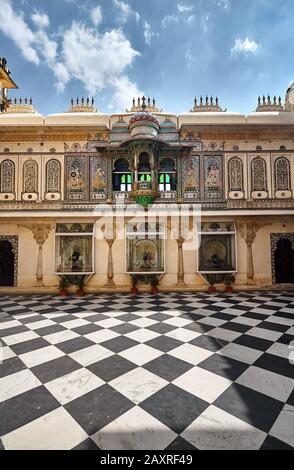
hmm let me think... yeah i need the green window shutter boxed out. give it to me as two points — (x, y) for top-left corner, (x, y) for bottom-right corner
(121, 174), (126, 183)
(127, 174), (132, 183)
(160, 174), (164, 183)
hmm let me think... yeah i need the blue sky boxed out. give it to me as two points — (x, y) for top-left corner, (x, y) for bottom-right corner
(0, 0), (293, 115)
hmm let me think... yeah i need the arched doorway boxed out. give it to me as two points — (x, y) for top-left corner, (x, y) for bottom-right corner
(0, 240), (15, 286)
(274, 238), (294, 284)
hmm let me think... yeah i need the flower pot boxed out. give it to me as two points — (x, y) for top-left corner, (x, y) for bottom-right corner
(225, 285), (233, 293)
(76, 288), (85, 297)
(131, 287), (138, 295)
(208, 286), (216, 294)
(151, 287), (159, 295)
(59, 289), (68, 297)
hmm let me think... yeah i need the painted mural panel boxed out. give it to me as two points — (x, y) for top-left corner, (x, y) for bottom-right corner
(65, 156), (88, 201)
(204, 155), (223, 199)
(90, 155), (108, 200)
(182, 154), (200, 199)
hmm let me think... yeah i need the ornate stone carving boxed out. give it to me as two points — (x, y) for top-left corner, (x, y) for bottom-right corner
(23, 160), (38, 193)
(251, 158), (267, 191)
(274, 157), (291, 191)
(46, 159), (61, 193)
(0, 159), (15, 193)
(228, 157), (243, 192)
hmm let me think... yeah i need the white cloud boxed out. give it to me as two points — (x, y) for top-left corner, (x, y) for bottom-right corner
(217, 0), (230, 10)
(143, 21), (156, 46)
(162, 14), (179, 28)
(185, 48), (194, 69)
(231, 38), (259, 56)
(60, 22), (140, 96)
(0, 0), (141, 109)
(113, 0), (138, 24)
(0, 0), (39, 64)
(31, 11), (50, 29)
(177, 4), (194, 13)
(110, 75), (143, 111)
(91, 5), (103, 26)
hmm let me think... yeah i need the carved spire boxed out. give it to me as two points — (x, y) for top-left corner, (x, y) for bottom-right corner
(190, 96), (225, 112)
(67, 97), (97, 113)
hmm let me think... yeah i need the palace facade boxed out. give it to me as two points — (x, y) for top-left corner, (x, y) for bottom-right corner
(0, 57), (294, 293)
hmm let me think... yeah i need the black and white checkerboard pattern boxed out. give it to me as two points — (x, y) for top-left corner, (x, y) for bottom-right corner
(0, 291), (293, 450)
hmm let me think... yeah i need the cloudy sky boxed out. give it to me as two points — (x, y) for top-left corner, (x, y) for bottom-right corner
(0, 0), (293, 115)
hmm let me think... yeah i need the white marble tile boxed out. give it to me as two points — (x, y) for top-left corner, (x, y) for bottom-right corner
(0, 320), (22, 330)
(231, 317), (261, 327)
(69, 344), (114, 366)
(129, 318), (157, 328)
(206, 328), (242, 342)
(92, 406), (176, 450)
(266, 342), (291, 359)
(168, 343), (213, 365)
(44, 329), (80, 345)
(198, 317), (227, 327)
(95, 318), (124, 328)
(85, 329), (119, 344)
(59, 318), (89, 329)
(0, 369), (41, 402)
(270, 405), (294, 447)
(45, 367), (104, 405)
(125, 328), (160, 343)
(217, 343), (263, 365)
(163, 317), (192, 327)
(173, 366), (232, 403)
(43, 313), (71, 319)
(246, 327), (283, 341)
(2, 407), (88, 450)
(25, 319), (56, 330)
(165, 328), (201, 343)
(19, 345), (64, 368)
(0, 345), (16, 361)
(110, 368), (167, 404)
(236, 366), (293, 402)
(120, 344), (162, 366)
(182, 405), (266, 450)
(2, 330), (39, 346)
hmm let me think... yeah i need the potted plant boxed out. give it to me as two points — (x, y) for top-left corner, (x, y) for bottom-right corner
(131, 276), (138, 295)
(59, 276), (68, 297)
(151, 276), (159, 295)
(224, 274), (235, 293)
(207, 274), (216, 294)
(76, 276), (85, 297)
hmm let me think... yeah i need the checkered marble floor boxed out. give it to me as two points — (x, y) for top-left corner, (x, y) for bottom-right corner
(0, 291), (294, 450)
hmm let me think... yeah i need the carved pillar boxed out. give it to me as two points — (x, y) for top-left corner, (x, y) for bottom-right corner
(237, 221), (269, 285)
(176, 236), (185, 287)
(105, 238), (115, 287)
(20, 224), (52, 287)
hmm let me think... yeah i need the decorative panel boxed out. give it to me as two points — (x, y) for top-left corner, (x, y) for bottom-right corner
(90, 155), (108, 200)
(0, 159), (15, 193)
(251, 158), (267, 191)
(46, 159), (61, 193)
(182, 155), (200, 199)
(65, 156), (88, 201)
(23, 160), (38, 193)
(274, 157), (291, 191)
(204, 155), (223, 199)
(228, 157), (243, 192)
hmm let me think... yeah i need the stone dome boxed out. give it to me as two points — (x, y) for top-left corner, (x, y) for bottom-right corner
(128, 111), (160, 138)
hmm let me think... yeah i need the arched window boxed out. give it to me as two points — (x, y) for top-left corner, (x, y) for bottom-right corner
(23, 160), (38, 193)
(46, 159), (61, 193)
(251, 158), (267, 191)
(228, 157), (243, 192)
(112, 158), (132, 192)
(138, 152), (151, 182)
(159, 157), (177, 191)
(274, 157), (291, 191)
(0, 160), (15, 193)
